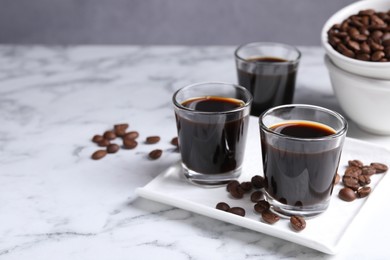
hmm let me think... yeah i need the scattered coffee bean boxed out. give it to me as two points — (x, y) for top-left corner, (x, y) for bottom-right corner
(370, 162), (388, 173)
(149, 149), (162, 160)
(250, 191), (264, 202)
(254, 200), (270, 213)
(358, 175), (371, 186)
(334, 173), (340, 185)
(357, 186), (371, 198)
(361, 166), (376, 176)
(92, 135), (104, 143)
(348, 159), (364, 168)
(251, 175), (265, 189)
(226, 180), (240, 192)
(123, 139), (138, 149)
(228, 207), (246, 217)
(240, 182), (252, 192)
(123, 131), (139, 140)
(171, 137), (179, 147)
(342, 175), (360, 191)
(103, 130), (116, 140)
(114, 123), (129, 137)
(229, 184), (245, 199)
(290, 215), (306, 232)
(97, 139), (110, 147)
(344, 166), (362, 178)
(339, 187), (357, 202)
(107, 143), (120, 154)
(327, 9), (390, 61)
(146, 136), (161, 144)
(216, 202), (230, 211)
(91, 150), (107, 160)
(261, 209), (280, 224)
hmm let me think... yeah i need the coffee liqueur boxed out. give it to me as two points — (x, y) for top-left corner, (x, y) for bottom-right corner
(261, 121), (342, 206)
(176, 96), (248, 174)
(237, 56), (296, 116)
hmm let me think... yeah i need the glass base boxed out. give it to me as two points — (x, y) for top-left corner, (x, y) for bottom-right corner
(182, 163), (242, 186)
(264, 192), (330, 218)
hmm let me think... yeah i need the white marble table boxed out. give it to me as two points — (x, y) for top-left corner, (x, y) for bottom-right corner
(1, 45), (390, 259)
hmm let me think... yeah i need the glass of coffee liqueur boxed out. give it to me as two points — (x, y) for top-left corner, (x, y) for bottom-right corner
(259, 104), (348, 217)
(235, 42), (301, 116)
(173, 82), (252, 185)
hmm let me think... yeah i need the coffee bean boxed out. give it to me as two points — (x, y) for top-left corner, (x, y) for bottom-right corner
(240, 182), (252, 192)
(103, 130), (116, 140)
(358, 175), (371, 186)
(171, 137), (179, 147)
(91, 150), (107, 160)
(343, 175), (360, 190)
(123, 131), (139, 140)
(344, 166), (362, 178)
(92, 135), (104, 143)
(339, 187), (357, 202)
(114, 123), (129, 137)
(334, 173), (341, 185)
(251, 175), (265, 189)
(261, 209), (280, 224)
(148, 149), (162, 160)
(254, 200), (270, 213)
(228, 207), (245, 217)
(97, 139), (110, 147)
(370, 162), (388, 173)
(357, 186), (371, 198)
(226, 180), (240, 192)
(348, 160), (364, 168)
(107, 143), (120, 154)
(146, 136), (161, 144)
(229, 184), (245, 199)
(361, 166), (376, 176)
(290, 215), (306, 232)
(250, 191), (264, 202)
(123, 139), (138, 149)
(216, 202), (230, 211)
(371, 51), (385, 61)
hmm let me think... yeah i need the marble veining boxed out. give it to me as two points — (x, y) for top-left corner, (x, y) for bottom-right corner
(1, 45), (390, 260)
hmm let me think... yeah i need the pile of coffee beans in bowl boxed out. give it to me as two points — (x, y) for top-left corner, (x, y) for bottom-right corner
(327, 9), (390, 61)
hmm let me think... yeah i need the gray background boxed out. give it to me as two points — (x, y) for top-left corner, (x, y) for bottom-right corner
(0, 0), (356, 45)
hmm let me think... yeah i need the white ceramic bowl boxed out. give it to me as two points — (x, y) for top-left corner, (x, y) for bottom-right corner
(324, 55), (390, 135)
(321, 0), (390, 80)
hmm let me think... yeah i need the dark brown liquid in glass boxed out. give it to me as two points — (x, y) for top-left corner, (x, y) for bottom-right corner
(176, 96), (248, 174)
(261, 121), (341, 206)
(237, 56), (297, 116)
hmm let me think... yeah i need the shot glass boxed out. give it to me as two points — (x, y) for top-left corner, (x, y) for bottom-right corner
(235, 42), (301, 116)
(173, 82), (252, 185)
(259, 104), (348, 217)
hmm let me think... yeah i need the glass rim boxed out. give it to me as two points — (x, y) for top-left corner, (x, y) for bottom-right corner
(259, 104), (348, 141)
(234, 42), (301, 65)
(172, 81), (253, 115)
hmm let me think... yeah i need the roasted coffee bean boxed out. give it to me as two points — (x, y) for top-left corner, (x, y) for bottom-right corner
(216, 202), (230, 211)
(358, 175), (371, 186)
(342, 175), (360, 191)
(334, 173), (341, 185)
(357, 186), (371, 198)
(226, 180), (240, 192)
(290, 215), (306, 232)
(228, 207), (245, 217)
(254, 200), (270, 213)
(361, 166), (376, 176)
(107, 143), (120, 154)
(114, 123), (129, 137)
(356, 53), (370, 61)
(123, 131), (139, 140)
(171, 137), (179, 147)
(91, 150), (107, 160)
(360, 42), (371, 53)
(339, 187), (357, 202)
(123, 139), (138, 149)
(370, 162), (388, 173)
(251, 175), (265, 189)
(92, 134), (104, 143)
(97, 139), (110, 147)
(240, 182), (252, 192)
(346, 40), (360, 51)
(371, 51), (385, 61)
(250, 191), (264, 202)
(103, 130), (116, 140)
(145, 136), (161, 144)
(149, 149), (162, 160)
(229, 184), (245, 199)
(261, 209), (280, 224)
(348, 159), (364, 168)
(344, 166), (362, 177)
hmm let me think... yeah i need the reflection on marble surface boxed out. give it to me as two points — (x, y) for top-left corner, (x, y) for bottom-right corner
(1, 45), (390, 259)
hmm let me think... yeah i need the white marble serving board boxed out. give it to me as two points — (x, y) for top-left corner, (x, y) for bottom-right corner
(137, 126), (390, 254)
